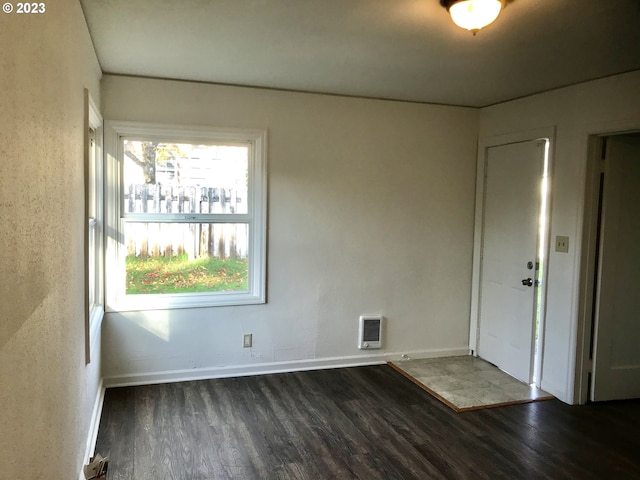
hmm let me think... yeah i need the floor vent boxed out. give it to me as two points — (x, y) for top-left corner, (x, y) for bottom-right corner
(358, 315), (383, 349)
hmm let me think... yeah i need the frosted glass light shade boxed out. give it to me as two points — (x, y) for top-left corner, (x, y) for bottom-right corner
(449, 0), (503, 32)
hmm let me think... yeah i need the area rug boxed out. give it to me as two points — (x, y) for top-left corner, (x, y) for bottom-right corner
(388, 355), (554, 412)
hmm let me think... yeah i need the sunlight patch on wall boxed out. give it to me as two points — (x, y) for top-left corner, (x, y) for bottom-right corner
(133, 312), (171, 342)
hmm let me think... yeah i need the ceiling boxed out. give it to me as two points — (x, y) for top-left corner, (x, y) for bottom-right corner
(80, 0), (640, 108)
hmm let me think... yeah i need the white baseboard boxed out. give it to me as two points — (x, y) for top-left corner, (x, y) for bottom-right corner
(79, 379), (106, 480)
(102, 347), (470, 388)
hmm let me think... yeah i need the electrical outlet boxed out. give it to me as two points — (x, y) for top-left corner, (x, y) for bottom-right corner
(243, 333), (252, 348)
(555, 235), (569, 253)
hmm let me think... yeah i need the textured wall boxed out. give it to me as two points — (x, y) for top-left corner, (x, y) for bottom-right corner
(101, 76), (479, 383)
(0, 0), (102, 478)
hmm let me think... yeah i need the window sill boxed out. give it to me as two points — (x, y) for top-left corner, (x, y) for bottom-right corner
(106, 291), (265, 312)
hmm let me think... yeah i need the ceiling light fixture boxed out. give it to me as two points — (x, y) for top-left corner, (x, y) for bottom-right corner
(440, 0), (504, 34)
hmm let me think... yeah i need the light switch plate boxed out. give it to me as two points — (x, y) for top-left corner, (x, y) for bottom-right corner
(555, 236), (569, 253)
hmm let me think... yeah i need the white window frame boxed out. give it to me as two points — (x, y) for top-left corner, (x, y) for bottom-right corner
(85, 90), (104, 362)
(104, 121), (267, 311)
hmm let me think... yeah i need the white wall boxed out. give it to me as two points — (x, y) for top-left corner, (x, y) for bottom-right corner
(101, 76), (479, 384)
(479, 70), (640, 403)
(0, 1), (102, 479)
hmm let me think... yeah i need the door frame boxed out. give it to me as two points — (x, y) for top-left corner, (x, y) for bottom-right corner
(576, 125), (640, 404)
(469, 127), (555, 386)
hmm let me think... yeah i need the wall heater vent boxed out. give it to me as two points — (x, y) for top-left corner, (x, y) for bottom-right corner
(358, 315), (384, 349)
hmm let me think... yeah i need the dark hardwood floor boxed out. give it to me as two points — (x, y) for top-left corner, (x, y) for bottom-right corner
(95, 365), (640, 479)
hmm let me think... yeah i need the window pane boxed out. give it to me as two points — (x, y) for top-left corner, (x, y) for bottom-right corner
(123, 142), (248, 215)
(124, 223), (249, 294)
(88, 221), (96, 309)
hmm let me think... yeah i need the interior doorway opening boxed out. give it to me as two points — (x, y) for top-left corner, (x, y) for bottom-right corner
(583, 131), (640, 402)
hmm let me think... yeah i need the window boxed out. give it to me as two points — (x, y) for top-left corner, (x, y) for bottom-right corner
(85, 90), (104, 361)
(87, 126), (102, 314)
(105, 122), (267, 311)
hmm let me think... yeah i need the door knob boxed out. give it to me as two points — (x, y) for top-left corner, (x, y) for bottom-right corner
(521, 278), (533, 287)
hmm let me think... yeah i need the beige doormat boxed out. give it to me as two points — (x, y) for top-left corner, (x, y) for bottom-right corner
(388, 355), (554, 412)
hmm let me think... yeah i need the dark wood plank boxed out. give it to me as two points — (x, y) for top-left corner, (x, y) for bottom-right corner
(94, 386), (135, 480)
(95, 365), (640, 480)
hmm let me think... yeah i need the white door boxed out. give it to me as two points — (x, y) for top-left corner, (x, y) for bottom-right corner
(591, 134), (640, 402)
(477, 140), (545, 384)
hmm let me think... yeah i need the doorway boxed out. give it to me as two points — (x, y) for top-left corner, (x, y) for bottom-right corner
(472, 136), (551, 387)
(584, 133), (640, 401)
